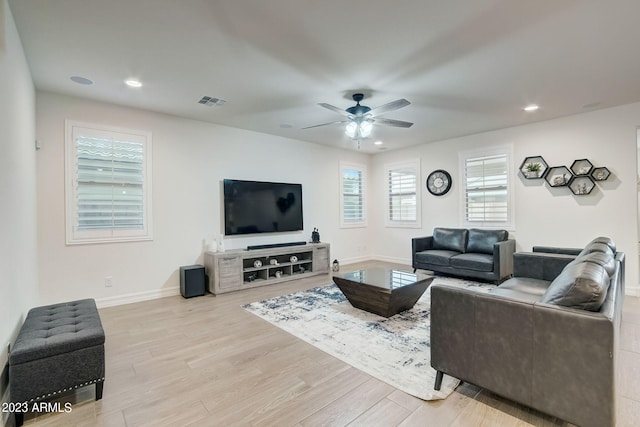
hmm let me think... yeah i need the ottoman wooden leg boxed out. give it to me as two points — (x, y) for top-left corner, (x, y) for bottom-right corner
(96, 381), (104, 400)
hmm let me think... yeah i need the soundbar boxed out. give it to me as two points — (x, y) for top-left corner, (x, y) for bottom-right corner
(247, 241), (307, 251)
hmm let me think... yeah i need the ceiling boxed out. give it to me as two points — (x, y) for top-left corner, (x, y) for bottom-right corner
(8, 0), (640, 153)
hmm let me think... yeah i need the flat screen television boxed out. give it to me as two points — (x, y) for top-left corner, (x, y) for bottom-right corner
(223, 179), (303, 236)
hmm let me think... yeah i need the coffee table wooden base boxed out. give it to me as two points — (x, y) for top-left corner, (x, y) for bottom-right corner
(333, 272), (432, 317)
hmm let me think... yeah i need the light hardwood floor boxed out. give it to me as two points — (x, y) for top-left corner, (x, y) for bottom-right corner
(18, 261), (640, 426)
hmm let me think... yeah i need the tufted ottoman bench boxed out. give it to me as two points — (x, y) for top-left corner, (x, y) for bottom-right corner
(9, 299), (105, 426)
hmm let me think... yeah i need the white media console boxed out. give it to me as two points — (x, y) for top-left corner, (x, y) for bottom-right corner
(204, 243), (330, 294)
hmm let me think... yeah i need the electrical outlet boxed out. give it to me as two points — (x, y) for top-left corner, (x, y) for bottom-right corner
(105, 276), (113, 287)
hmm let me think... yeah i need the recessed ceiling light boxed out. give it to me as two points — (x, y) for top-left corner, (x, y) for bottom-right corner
(374, 140), (383, 145)
(70, 76), (93, 85)
(125, 79), (143, 88)
(523, 104), (539, 112)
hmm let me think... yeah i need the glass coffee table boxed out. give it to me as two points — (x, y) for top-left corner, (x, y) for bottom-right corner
(333, 267), (434, 317)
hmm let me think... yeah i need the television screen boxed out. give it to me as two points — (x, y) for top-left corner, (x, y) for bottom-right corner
(223, 179), (303, 236)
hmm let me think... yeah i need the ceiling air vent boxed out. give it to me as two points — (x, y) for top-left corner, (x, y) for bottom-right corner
(198, 96), (226, 107)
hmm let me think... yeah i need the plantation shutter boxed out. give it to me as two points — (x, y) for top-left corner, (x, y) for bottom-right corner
(75, 135), (145, 231)
(388, 166), (417, 222)
(464, 154), (508, 224)
(65, 120), (153, 244)
(342, 168), (364, 223)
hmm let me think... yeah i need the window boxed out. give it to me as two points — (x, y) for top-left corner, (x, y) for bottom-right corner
(340, 162), (367, 227)
(385, 159), (421, 228)
(65, 120), (153, 244)
(460, 146), (513, 228)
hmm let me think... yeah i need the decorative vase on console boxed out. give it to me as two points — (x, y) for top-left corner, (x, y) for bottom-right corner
(218, 234), (225, 253)
(311, 228), (320, 243)
(208, 237), (218, 252)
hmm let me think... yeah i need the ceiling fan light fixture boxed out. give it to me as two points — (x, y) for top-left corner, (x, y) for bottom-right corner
(345, 121), (358, 138)
(360, 120), (373, 138)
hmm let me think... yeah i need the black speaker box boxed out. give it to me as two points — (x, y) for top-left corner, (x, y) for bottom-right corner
(180, 265), (206, 298)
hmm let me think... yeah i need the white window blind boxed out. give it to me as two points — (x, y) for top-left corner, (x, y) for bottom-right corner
(340, 162), (366, 227)
(385, 160), (421, 228)
(462, 151), (511, 227)
(65, 121), (153, 244)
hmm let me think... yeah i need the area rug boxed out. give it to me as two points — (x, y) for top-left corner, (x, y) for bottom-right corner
(242, 277), (495, 401)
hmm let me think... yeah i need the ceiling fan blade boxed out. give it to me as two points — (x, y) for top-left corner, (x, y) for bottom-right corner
(302, 120), (347, 130)
(318, 103), (351, 117)
(367, 98), (410, 117)
(374, 117), (414, 128)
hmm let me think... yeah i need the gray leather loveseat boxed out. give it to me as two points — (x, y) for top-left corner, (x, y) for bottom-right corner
(412, 227), (515, 283)
(430, 237), (624, 427)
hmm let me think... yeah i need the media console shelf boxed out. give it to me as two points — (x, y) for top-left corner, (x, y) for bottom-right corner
(204, 243), (330, 294)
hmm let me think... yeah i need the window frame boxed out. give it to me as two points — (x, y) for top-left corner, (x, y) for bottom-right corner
(339, 161), (367, 228)
(459, 145), (514, 230)
(64, 120), (153, 245)
(384, 159), (421, 228)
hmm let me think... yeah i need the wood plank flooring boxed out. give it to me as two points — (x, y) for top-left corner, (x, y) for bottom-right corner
(18, 261), (640, 426)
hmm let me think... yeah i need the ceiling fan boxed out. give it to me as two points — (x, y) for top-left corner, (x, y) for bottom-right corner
(303, 93), (413, 139)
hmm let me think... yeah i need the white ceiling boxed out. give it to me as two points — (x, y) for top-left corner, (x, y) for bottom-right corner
(9, 0), (640, 153)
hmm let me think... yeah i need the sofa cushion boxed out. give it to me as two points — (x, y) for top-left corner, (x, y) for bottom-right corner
(541, 262), (610, 312)
(490, 287), (543, 304)
(432, 228), (468, 253)
(571, 251), (616, 277)
(498, 277), (550, 296)
(415, 250), (459, 266)
(467, 229), (508, 255)
(450, 253), (494, 272)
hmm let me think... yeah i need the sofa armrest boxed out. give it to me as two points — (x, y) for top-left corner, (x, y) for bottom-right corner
(532, 246), (582, 256)
(494, 239), (515, 282)
(430, 284), (535, 405)
(531, 302), (616, 427)
(513, 252), (576, 281)
(412, 236), (434, 254)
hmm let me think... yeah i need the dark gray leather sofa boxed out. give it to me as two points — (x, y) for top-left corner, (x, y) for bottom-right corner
(412, 227), (515, 283)
(430, 237), (624, 427)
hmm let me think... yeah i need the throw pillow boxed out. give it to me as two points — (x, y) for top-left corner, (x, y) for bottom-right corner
(571, 251), (616, 277)
(579, 242), (614, 258)
(587, 236), (616, 253)
(541, 262), (610, 312)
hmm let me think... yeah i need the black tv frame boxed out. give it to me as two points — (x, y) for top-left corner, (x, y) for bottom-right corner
(223, 179), (304, 236)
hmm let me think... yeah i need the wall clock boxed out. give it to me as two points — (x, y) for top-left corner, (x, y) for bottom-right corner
(426, 170), (452, 196)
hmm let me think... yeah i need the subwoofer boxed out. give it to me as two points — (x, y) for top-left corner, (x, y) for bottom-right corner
(180, 265), (206, 298)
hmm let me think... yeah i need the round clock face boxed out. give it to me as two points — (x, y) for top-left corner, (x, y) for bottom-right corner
(426, 170), (452, 196)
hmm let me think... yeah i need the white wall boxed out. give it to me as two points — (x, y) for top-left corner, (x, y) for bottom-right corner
(35, 91), (371, 306)
(0, 0), (37, 378)
(371, 102), (640, 295)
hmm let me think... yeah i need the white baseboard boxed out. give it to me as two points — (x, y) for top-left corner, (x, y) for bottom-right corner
(337, 255), (375, 266)
(95, 287), (180, 308)
(626, 285), (640, 297)
(338, 255), (411, 267)
(368, 255), (412, 266)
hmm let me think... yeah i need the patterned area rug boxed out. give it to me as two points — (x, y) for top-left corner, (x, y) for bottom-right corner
(242, 277), (495, 401)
